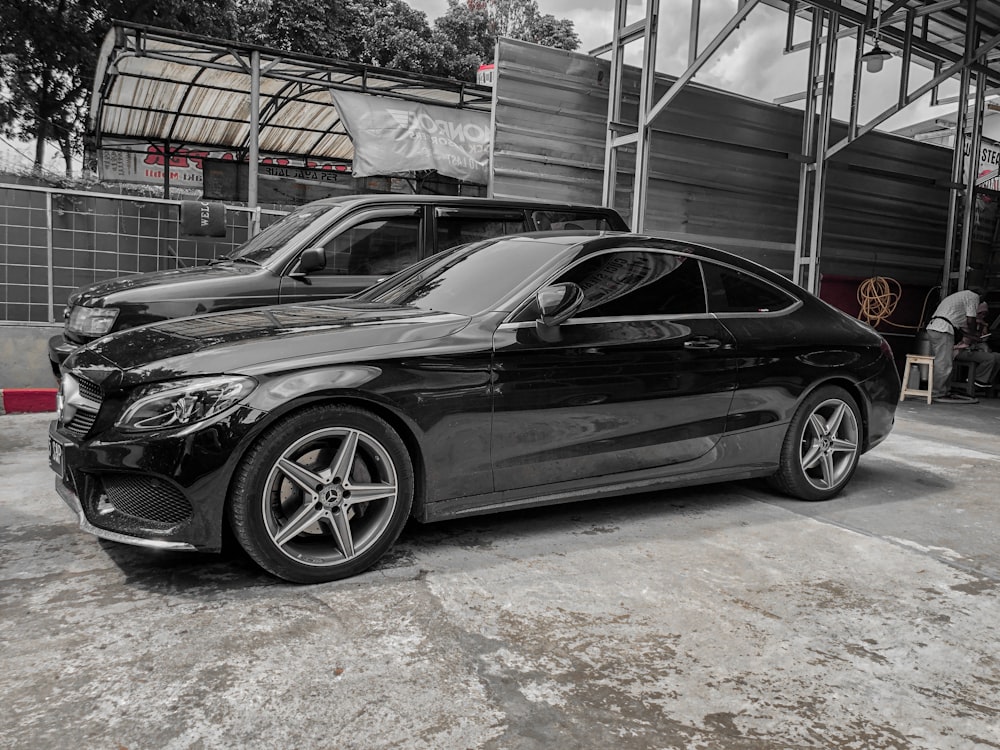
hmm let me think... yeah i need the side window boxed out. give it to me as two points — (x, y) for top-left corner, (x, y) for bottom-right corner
(318, 216), (420, 276)
(532, 210), (616, 232)
(554, 251), (706, 318)
(436, 214), (528, 252)
(703, 263), (796, 313)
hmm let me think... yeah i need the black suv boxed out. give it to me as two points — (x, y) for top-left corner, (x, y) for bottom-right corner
(49, 195), (627, 374)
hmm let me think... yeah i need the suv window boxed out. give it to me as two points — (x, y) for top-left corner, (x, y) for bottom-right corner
(231, 202), (339, 265)
(532, 210), (617, 232)
(702, 263), (796, 313)
(436, 213), (529, 252)
(552, 251), (707, 319)
(317, 216), (421, 276)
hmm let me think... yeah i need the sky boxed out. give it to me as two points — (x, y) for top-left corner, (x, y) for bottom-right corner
(407, 0), (966, 133)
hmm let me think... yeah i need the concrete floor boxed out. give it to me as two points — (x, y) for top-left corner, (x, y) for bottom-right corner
(1, 401), (998, 750)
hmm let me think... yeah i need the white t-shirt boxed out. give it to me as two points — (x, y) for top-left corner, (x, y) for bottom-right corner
(927, 290), (980, 334)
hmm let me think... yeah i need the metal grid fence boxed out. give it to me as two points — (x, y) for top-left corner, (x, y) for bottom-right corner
(0, 183), (287, 324)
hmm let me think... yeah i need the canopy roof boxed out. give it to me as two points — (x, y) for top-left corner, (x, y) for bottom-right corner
(90, 22), (493, 164)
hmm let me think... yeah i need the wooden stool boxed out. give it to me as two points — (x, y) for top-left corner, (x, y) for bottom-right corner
(900, 354), (934, 403)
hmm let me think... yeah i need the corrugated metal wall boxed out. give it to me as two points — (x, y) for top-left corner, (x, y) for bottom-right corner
(490, 39), (951, 285)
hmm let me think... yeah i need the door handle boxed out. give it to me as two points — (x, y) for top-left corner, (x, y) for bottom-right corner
(683, 336), (722, 350)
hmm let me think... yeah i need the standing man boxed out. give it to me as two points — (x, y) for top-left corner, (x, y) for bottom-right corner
(926, 286), (987, 403)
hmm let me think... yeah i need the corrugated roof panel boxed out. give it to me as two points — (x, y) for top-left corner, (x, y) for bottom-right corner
(261, 87), (343, 158)
(93, 22), (493, 165)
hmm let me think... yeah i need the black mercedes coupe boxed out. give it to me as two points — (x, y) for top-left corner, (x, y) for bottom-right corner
(49, 233), (900, 583)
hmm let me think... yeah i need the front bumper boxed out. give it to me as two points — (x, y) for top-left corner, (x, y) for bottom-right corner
(48, 411), (260, 553)
(55, 477), (196, 551)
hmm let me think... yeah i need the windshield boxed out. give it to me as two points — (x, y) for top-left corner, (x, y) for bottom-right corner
(228, 203), (341, 265)
(356, 235), (573, 316)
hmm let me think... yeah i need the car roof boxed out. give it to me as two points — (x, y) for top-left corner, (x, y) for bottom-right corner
(503, 231), (803, 294)
(304, 194), (624, 213)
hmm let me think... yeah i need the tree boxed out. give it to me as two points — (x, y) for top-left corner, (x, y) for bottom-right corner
(0, 0), (240, 175)
(236, 0), (339, 54)
(432, 0), (579, 81)
(326, 0), (445, 74)
(1, 0), (102, 174)
(431, 0), (495, 81)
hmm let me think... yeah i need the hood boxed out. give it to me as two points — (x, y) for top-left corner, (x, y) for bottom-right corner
(70, 262), (264, 307)
(66, 302), (471, 384)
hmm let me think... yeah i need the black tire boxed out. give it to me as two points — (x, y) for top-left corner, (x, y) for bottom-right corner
(767, 385), (863, 501)
(229, 404), (414, 583)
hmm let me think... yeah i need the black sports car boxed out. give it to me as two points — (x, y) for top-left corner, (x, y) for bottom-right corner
(49, 232), (900, 583)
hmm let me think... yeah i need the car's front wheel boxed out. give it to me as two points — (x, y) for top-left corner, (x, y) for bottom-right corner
(768, 385), (862, 501)
(229, 404), (414, 583)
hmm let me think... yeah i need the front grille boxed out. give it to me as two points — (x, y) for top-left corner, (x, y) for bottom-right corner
(102, 475), (193, 525)
(77, 377), (103, 403)
(65, 410), (98, 437)
(62, 374), (104, 439)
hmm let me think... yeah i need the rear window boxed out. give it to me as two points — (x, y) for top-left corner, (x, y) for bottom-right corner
(703, 263), (797, 313)
(436, 215), (529, 252)
(532, 210), (617, 232)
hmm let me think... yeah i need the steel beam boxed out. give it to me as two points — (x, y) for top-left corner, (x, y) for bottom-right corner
(647, 0), (761, 124)
(793, 11), (824, 290)
(601, 0), (631, 211)
(806, 8), (839, 295)
(689, 0), (702, 66)
(631, 0), (660, 232)
(249, 50), (261, 226)
(825, 28), (1000, 161)
(942, 73), (972, 294)
(959, 69), (987, 291)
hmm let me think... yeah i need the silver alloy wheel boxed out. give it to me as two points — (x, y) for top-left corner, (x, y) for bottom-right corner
(798, 397), (860, 491)
(261, 426), (399, 567)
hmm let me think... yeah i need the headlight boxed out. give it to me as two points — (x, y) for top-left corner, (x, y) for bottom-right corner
(67, 306), (119, 337)
(117, 376), (257, 432)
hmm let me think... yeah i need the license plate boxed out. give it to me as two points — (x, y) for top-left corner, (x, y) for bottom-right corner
(49, 437), (65, 479)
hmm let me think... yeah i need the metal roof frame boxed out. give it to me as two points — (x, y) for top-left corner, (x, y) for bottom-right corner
(598, 0), (1000, 295)
(90, 22), (493, 208)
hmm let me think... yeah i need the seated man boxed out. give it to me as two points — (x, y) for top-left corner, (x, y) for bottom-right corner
(927, 286), (984, 403)
(955, 302), (1000, 393)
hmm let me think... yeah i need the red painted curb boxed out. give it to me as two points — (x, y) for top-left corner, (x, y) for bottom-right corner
(2, 388), (58, 414)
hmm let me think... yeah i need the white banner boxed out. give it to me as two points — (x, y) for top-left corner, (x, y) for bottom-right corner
(331, 91), (491, 184)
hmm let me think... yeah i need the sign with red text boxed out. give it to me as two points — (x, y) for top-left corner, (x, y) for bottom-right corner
(98, 141), (351, 188)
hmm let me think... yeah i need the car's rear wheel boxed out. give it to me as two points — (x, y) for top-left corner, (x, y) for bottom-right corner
(768, 386), (862, 501)
(229, 404), (413, 583)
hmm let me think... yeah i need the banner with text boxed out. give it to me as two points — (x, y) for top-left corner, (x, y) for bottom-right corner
(331, 91), (490, 184)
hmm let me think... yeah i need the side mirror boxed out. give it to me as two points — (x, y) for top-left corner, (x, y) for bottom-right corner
(296, 246), (326, 274)
(536, 283), (584, 328)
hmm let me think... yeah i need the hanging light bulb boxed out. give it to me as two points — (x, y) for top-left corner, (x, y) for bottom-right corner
(862, 43), (892, 73)
(862, 0), (892, 73)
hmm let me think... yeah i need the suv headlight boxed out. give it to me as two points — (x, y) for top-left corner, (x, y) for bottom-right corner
(67, 306), (120, 337)
(117, 376), (257, 432)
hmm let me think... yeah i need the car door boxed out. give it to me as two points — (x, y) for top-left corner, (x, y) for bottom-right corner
(278, 206), (423, 303)
(490, 248), (738, 492)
